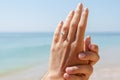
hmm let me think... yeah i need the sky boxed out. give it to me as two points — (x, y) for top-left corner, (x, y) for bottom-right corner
(0, 0), (120, 32)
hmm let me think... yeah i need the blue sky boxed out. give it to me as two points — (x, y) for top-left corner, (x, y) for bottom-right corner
(0, 0), (120, 32)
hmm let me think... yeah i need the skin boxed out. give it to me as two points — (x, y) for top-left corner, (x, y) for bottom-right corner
(64, 36), (99, 80)
(41, 36), (99, 80)
(41, 3), (99, 80)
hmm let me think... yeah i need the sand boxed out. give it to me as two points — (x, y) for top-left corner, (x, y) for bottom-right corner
(0, 64), (48, 80)
(90, 66), (120, 80)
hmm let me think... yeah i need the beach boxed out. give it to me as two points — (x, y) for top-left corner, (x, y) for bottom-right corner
(0, 47), (120, 80)
(0, 33), (120, 80)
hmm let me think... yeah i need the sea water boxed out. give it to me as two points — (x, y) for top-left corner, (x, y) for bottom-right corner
(0, 32), (120, 74)
(0, 33), (52, 74)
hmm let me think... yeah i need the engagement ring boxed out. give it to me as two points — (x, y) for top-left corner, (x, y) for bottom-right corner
(60, 32), (66, 36)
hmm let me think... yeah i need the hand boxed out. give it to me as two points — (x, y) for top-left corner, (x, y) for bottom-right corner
(63, 36), (100, 80)
(42, 3), (89, 80)
(79, 36), (99, 66)
(64, 65), (93, 80)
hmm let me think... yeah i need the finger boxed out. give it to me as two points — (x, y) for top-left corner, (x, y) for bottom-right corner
(59, 10), (74, 42)
(76, 8), (89, 45)
(52, 21), (63, 44)
(84, 36), (91, 51)
(78, 52), (100, 65)
(63, 73), (84, 80)
(89, 44), (99, 54)
(65, 65), (93, 75)
(67, 3), (83, 43)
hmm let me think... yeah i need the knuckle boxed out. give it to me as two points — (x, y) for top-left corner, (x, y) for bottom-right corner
(89, 52), (99, 62)
(88, 65), (93, 74)
(97, 55), (100, 61)
(50, 44), (59, 53)
(54, 38), (58, 43)
(95, 45), (99, 50)
(71, 22), (77, 28)
(50, 47), (55, 53)
(71, 42), (79, 49)
(62, 26), (68, 32)
(65, 37), (71, 44)
(63, 41), (70, 48)
(53, 33), (59, 43)
(54, 32), (59, 37)
(84, 53), (90, 60)
(82, 12), (87, 17)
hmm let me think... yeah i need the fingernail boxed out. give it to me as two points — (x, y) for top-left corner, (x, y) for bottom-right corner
(84, 7), (89, 12)
(87, 35), (91, 41)
(64, 73), (70, 79)
(60, 21), (63, 25)
(70, 10), (74, 15)
(66, 67), (74, 72)
(79, 53), (86, 58)
(76, 3), (83, 10)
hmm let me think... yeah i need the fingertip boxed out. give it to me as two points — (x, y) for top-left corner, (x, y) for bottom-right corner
(60, 21), (64, 25)
(85, 36), (91, 51)
(63, 73), (70, 79)
(87, 35), (91, 40)
(86, 35), (91, 43)
(58, 21), (63, 27)
(78, 3), (83, 7)
(84, 7), (89, 12)
(83, 7), (89, 17)
(69, 10), (75, 16)
(77, 3), (83, 10)
(66, 10), (74, 21)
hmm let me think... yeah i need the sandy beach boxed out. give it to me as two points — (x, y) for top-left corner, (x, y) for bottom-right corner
(0, 47), (120, 80)
(90, 66), (120, 80)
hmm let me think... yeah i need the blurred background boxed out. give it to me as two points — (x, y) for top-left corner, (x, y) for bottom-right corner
(0, 0), (120, 80)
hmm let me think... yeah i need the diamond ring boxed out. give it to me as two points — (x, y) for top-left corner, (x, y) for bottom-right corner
(60, 32), (66, 36)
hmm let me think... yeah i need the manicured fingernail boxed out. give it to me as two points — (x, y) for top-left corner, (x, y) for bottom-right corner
(60, 21), (63, 25)
(70, 10), (74, 15)
(64, 73), (70, 79)
(66, 67), (74, 72)
(76, 3), (83, 10)
(79, 53), (86, 58)
(84, 7), (88, 12)
(87, 35), (91, 40)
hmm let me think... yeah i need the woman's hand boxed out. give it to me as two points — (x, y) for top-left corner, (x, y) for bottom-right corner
(43, 3), (89, 80)
(63, 36), (100, 80)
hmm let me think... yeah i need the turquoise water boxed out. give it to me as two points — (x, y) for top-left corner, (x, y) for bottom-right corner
(0, 32), (120, 74)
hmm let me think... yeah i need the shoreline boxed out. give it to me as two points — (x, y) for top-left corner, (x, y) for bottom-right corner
(0, 64), (48, 80)
(0, 47), (120, 80)
(1, 64), (120, 80)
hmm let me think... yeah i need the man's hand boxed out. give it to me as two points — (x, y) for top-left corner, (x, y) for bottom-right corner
(64, 36), (100, 80)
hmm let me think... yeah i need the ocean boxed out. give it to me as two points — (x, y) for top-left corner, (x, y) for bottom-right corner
(0, 32), (120, 75)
